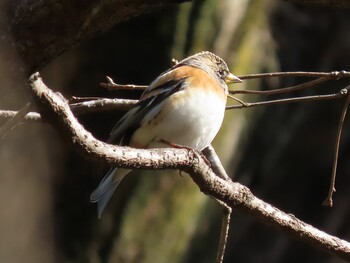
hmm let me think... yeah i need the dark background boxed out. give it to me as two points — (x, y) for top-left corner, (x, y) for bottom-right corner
(1, 1), (350, 262)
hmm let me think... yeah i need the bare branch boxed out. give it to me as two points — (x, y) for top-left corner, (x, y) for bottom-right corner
(202, 145), (233, 263)
(0, 103), (32, 139)
(1, 91), (346, 122)
(69, 97), (137, 114)
(101, 71), (350, 95)
(28, 72), (350, 261)
(29, 72), (199, 168)
(227, 94), (249, 107)
(0, 98), (138, 122)
(237, 70), (350, 80)
(100, 76), (147, 90)
(230, 76), (331, 95)
(0, 110), (41, 121)
(215, 201), (232, 263)
(226, 89), (349, 110)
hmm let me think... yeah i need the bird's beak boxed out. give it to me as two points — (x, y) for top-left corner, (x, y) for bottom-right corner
(225, 73), (242, 84)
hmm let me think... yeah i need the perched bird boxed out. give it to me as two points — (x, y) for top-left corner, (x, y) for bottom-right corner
(90, 51), (242, 218)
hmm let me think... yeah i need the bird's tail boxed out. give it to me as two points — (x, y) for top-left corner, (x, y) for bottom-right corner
(90, 168), (130, 218)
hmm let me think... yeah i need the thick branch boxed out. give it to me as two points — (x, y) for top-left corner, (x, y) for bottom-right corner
(29, 72), (350, 261)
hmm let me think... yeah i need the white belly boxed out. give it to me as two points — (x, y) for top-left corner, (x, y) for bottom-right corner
(132, 88), (226, 151)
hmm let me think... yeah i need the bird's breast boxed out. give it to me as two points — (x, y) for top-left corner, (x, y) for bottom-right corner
(131, 85), (226, 150)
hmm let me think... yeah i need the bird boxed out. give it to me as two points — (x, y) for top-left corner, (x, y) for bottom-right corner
(90, 51), (242, 218)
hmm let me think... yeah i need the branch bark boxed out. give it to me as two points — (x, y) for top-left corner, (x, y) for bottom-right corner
(28, 72), (350, 261)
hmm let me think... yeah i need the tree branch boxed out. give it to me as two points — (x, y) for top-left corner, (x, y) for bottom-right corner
(0, 98), (138, 122)
(214, 200), (232, 263)
(202, 145), (232, 263)
(323, 86), (350, 207)
(237, 70), (350, 80)
(69, 97), (137, 114)
(230, 76), (330, 95)
(0, 103), (32, 139)
(28, 73), (350, 261)
(99, 76), (148, 90)
(226, 89), (349, 110)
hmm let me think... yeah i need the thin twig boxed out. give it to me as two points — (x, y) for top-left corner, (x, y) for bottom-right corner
(0, 98), (138, 122)
(237, 70), (350, 80)
(202, 146), (232, 263)
(69, 98), (137, 114)
(1, 72), (349, 120)
(101, 71), (350, 93)
(215, 200), (232, 263)
(0, 110), (41, 121)
(70, 96), (106, 102)
(230, 76), (331, 95)
(100, 76), (147, 90)
(1, 89), (348, 122)
(323, 86), (350, 207)
(227, 94), (249, 107)
(226, 90), (347, 110)
(0, 103), (32, 139)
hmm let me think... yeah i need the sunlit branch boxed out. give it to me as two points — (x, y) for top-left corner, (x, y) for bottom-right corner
(27, 72), (350, 261)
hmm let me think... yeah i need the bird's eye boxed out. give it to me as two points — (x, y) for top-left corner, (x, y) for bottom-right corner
(218, 69), (227, 78)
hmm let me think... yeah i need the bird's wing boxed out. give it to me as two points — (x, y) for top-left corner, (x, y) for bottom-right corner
(108, 77), (186, 144)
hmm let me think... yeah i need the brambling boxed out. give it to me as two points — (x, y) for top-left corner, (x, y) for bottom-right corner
(90, 51), (242, 218)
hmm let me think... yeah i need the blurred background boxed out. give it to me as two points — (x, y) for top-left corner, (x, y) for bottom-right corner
(1, 0), (350, 262)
